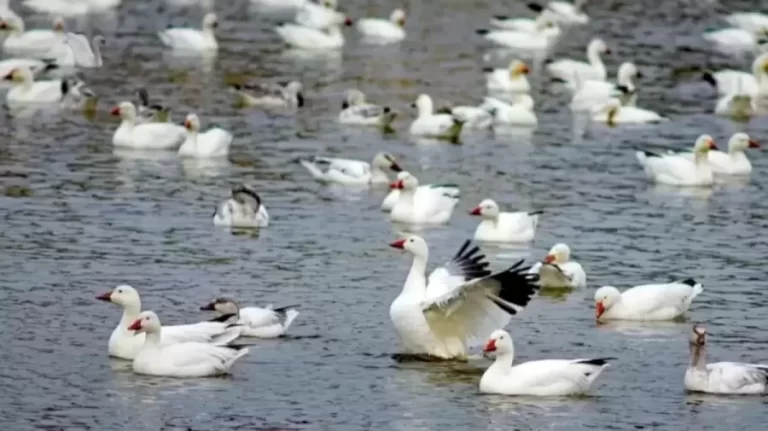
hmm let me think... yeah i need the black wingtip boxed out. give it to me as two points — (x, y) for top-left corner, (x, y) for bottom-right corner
(482, 67), (494, 73)
(273, 304), (299, 314)
(225, 344), (250, 351)
(640, 150), (661, 158)
(489, 260), (540, 315)
(576, 357), (616, 366)
(383, 106), (391, 113)
(616, 85), (631, 94)
(527, 2), (544, 12)
(451, 240), (492, 280)
(341, 100), (349, 109)
(476, 29), (490, 35)
(528, 210), (544, 215)
(230, 83), (243, 91)
(208, 312), (238, 323)
(296, 92), (305, 108)
(702, 72), (716, 88)
(493, 15), (509, 20)
(680, 278), (698, 287)
(43, 61), (59, 72)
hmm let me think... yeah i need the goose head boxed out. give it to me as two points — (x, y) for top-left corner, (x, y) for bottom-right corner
(4, 66), (33, 84)
(284, 81), (304, 107)
(509, 60), (530, 78)
(322, 0), (337, 9)
(587, 38), (610, 56)
(127, 311), (161, 334)
(200, 297), (240, 315)
(389, 171), (418, 190)
(617, 62), (640, 89)
(470, 199), (500, 218)
(0, 16), (24, 33)
(183, 113), (201, 133)
(372, 152), (402, 172)
(412, 94), (434, 116)
(692, 134), (717, 153)
(544, 243), (571, 265)
(52, 17), (65, 33)
(203, 13), (218, 31)
(593, 286), (621, 319)
(390, 9), (406, 27)
(482, 329), (513, 354)
(343, 89), (366, 109)
(727, 132), (759, 153)
(389, 234), (428, 258)
(96, 284), (141, 310)
(111, 101), (137, 122)
(690, 324), (706, 347)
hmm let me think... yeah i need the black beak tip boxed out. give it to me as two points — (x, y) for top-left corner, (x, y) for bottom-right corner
(296, 92), (305, 107)
(341, 100), (349, 109)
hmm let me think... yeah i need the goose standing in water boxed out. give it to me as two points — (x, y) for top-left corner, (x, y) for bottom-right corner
(213, 184), (269, 228)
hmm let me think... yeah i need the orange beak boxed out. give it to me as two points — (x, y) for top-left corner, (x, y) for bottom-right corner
(595, 301), (605, 319)
(389, 180), (404, 190)
(543, 254), (555, 264)
(519, 64), (530, 74)
(344, 17), (353, 26)
(389, 239), (406, 249)
(110, 106), (120, 116)
(482, 339), (497, 353)
(749, 139), (760, 148)
(708, 139), (717, 150)
(469, 206), (482, 216)
(127, 319), (142, 331)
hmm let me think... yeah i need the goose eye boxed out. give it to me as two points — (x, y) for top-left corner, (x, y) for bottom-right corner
(117, 289), (123, 293)
(145, 316), (150, 320)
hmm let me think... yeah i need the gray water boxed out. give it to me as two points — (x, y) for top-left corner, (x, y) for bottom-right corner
(2, 0), (768, 429)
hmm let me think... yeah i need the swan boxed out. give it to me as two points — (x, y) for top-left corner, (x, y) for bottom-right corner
(389, 171), (459, 225)
(381, 172), (460, 212)
(111, 101), (186, 150)
(702, 26), (765, 53)
(46, 33), (105, 68)
(702, 53), (768, 97)
(685, 325), (768, 394)
(388, 236), (539, 359)
(356, 9), (405, 43)
(476, 20), (561, 51)
(591, 98), (665, 125)
(635, 135), (718, 186)
(200, 298), (299, 338)
(294, 0), (343, 30)
(4, 66), (75, 107)
(480, 330), (611, 396)
(299, 152), (402, 185)
(409, 93), (464, 140)
(229, 81), (304, 109)
(213, 184), (269, 228)
(178, 113), (232, 158)
(570, 62), (641, 110)
(129, 311), (249, 377)
(338, 89), (397, 127)
(528, 243), (586, 288)
(470, 199), (541, 243)
(276, 14), (351, 50)
(485, 60), (530, 93)
(528, 0), (589, 25)
(158, 12), (218, 52)
(594, 279), (703, 321)
(724, 12), (768, 34)
(546, 37), (609, 84)
(1, 16), (67, 58)
(675, 133), (759, 175)
(96, 285), (242, 360)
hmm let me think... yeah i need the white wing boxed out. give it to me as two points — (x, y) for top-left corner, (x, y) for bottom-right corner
(637, 151), (699, 183)
(64, 33), (96, 66)
(162, 320), (241, 345)
(619, 281), (702, 314)
(708, 362), (768, 392)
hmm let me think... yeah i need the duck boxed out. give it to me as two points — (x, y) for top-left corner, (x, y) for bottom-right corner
(1, 16), (67, 58)
(213, 184), (269, 228)
(389, 171), (460, 225)
(546, 38), (609, 84)
(675, 133), (759, 175)
(470, 199), (541, 243)
(480, 329), (611, 396)
(594, 279), (703, 322)
(229, 80), (304, 109)
(702, 26), (765, 53)
(46, 33), (105, 68)
(158, 12), (218, 53)
(96, 285), (242, 360)
(570, 61), (641, 110)
(724, 12), (768, 34)
(200, 298), (299, 338)
(356, 9), (405, 43)
(528, 243), (586, 288)
(409, 93), (464, 140)
(381, 171), (460, 212)
(177, 113), (232, 158)
(635, 135), (718, 186)
(299, 152), (402, 185)
(528, 0), (589, 25)
(4, 66), (76, 107)
(591, 98), (665, 125)
(128, 311), (249, 377)
(388, 236), (539, 359)
(294, 0), (344, 30)
(485, 60), (530, 93)
(702, 53), (768, 98)
(111, 101), (186, 150)
(684, 325), (768, 394)
(476, 20), (561, 51)
(276, 16), (350, 50)
(338, 89), (397, 127)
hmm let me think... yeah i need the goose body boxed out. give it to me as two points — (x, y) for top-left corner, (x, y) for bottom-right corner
(276, 22), (346, 50)
(470, 199), (540, 243)
(338, 89), (397, 127)
(356, 9), (405, 43)
(299, 152), (402, 185)
(409, 93), (464, 140)
(389, 172), (459, 225)
(594, 280), (703, 322)
(201, 298), (299, 338)
(636, 135), (717, 186)
(675, 133), (758, 175)
(1, 17), (67, 57)
(178, 113), (232, 158)
(158, 13), (218, 52)
(547, 38), (609, 84)
(485, 60), (530, 93)
(592, 99), (665, 125)
(476, 23), (561, 51)
(528, 243), (586, 288)
(230, 81), (304, 109)
(111, 102), (186, 150)
(213, 184), (269, 228)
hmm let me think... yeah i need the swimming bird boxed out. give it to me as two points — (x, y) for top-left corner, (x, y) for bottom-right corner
(528, 243), (586, 288)
(635, 135), (717, 186)
(299, 152), (402, 185)
(200, 298), (299, 338)
(229, 81), (304, 109)
(470, 199), (540, 243)
(594, 279), (703, 321)
(178, 113), (233, 158)
(338, 89), (397, 128)
(158, 12), (218, 53)
(213, 184), (269, 228)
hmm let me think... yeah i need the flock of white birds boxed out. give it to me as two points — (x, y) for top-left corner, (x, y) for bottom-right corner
(3, 0), (767, 395)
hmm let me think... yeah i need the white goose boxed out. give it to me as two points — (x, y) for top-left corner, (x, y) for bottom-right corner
(389, 171), (459, 225)
(294, 0), (343, 30)
(96, 285), (242, 360)
(338, 89), (397, 127)
(546, 38), (609, 84)
(409, 94), (464, 140)
(230, 81), (304, 109)
(724, 12), (768, 34)
(299, 152), (402, 185)
(213, 184), (269, 228)
(47, 33), (105, 68)
(636, 135), (718, 186)
(276, 16), (350, 50)
(158, 13), (218, 52)
(528, 1), (589, 25)
(570, 62), (641, 110)
(389, 236), (540, 359)
(528, 243), (586, 288)
(1, 16), (67, 58)
(591, 98), (665, 125)
(200, 298), (299, 338)
(4, 67), (85, 107)
(675, 133), (759, 176)
(685, 325), (768, 394)
(702, 26), (764, 53)
(129, 311), (249, 377)
(356, 9), (405, 44)
(470, 199), (541, 243)
(382, 171), (460, 212)
(178, 113), (232, 158)
(702, 53), (768, 98)
(594, 279), (703, 322)
(480, 329), (611, 396)
(714, 92), (756, 119)
(135, 88), (171, 124)
(485, 60), (530, 93)
(111, 102), (186, 150)
(0, 58), (57, 86)
(489, 10), (557, 32)
(485, 95), (538, 127)
(476, 20), (561, 51)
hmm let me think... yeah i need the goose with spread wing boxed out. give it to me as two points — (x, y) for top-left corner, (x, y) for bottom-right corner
(388, 236), (539, 360)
